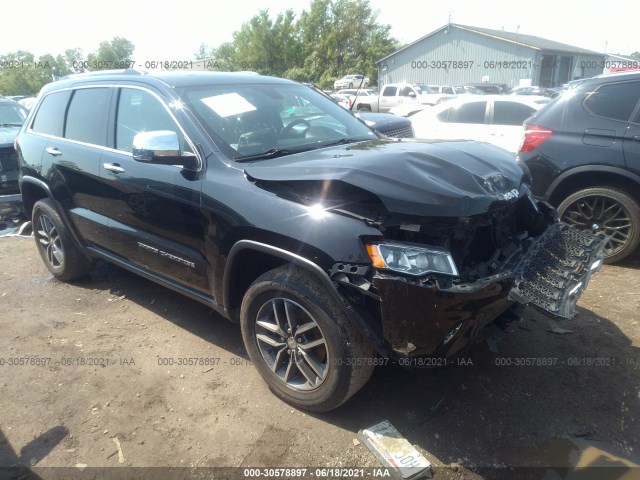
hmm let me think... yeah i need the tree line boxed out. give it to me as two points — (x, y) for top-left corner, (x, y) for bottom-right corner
(0, 38), (134, 95)
(1, 0), (397, 95)
(196, 0), (400, 89)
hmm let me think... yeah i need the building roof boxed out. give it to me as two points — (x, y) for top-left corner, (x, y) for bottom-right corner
(378, 23), (604, 63)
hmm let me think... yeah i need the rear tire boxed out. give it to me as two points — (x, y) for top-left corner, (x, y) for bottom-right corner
(32, 198), (94, 280)
(557, 187), (640, 263)
(240, 265), (374, 412)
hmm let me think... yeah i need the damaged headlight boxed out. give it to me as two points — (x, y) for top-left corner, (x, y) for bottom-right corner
(366, 242), (459, 277)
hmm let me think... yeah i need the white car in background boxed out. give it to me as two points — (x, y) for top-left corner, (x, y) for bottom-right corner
(333, 74), (370, 90)
(410, 95), (551, 153)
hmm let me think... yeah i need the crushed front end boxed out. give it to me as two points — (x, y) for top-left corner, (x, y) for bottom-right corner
(331, 193), (606, 359)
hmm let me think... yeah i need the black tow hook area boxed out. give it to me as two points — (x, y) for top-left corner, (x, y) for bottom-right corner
(508, 222), (606, 319)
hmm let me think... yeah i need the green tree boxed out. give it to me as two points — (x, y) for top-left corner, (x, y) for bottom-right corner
(0, 51), (45, 95)
(296, 0), (398, 88)
(86, 37), (135, 70)
(196, 0), (398, 88)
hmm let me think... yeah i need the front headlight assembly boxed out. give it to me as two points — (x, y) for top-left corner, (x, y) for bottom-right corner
(365, 242), (459, 277)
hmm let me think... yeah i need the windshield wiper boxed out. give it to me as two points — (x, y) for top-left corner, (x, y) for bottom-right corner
(0, 123), (23, 127)
(235, 148), (293, 162)
(319, 137), (364, 147)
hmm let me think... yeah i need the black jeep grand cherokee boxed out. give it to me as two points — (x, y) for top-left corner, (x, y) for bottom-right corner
(16, 71), (605, 411)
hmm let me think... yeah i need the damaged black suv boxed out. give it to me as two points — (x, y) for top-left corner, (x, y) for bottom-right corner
(16, 71), (605, 411)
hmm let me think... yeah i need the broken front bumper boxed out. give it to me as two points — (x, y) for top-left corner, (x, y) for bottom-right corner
(371, 222), (606, 358)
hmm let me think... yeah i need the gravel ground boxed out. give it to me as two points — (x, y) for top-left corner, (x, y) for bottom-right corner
(0, 235), (639, 480)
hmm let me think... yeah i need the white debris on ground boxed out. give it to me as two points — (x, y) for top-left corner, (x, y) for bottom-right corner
(0, 220), (31, 238)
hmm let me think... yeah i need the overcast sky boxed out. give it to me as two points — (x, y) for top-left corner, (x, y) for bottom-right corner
(1, 0), (635, 63)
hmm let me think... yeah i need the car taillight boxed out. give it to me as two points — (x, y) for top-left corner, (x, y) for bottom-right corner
(519, 125), (553, 153)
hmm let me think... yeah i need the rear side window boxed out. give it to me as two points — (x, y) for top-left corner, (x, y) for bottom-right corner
(31, 91), (71, 136)
(115, 88), (183, 153)
(382, 86), (397, 96)
(584, 81), (640, 122)
(493, 101), (536, 125)
(445, 101), (487, 123)
(65, 88), (111, 145)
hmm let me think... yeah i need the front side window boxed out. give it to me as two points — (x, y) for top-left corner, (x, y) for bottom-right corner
(31, 91), (71, 136)
(65, 88), (110, 145)
(399, 86), (414, 97)
(115, 88), (184, 153)
(584, 81), (640, 122)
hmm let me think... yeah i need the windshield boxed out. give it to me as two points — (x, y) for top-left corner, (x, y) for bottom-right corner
(0, 102), (27, 126)
(413, 84), (436, 94)
(177, 83), (376, 160)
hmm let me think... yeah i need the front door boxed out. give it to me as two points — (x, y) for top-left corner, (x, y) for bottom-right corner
(99, 86), (209, 293)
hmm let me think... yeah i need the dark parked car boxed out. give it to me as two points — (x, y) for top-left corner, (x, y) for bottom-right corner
(465, 83), (511, 95)
(0, 97), (28, 223)
(518, 70), (640, 263)
(17, 71), (604, 411)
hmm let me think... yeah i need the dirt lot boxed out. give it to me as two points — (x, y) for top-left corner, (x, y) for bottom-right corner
(0, 234), (639, 480)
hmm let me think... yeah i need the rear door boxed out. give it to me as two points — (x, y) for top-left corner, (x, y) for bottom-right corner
(99, 86), (209, 293)
(35, 87), (114, 247)
(490, 100), (538, 152)
(622, 84), (640, 176)
(431, 100), (489, 142)
(577, 80), (639, 168)
(379, 86), (398, 112)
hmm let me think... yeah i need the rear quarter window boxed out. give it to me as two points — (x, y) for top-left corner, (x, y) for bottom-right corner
(493, 101), (536, 126)
(583, 81), (640, 122)
(31, 91), (71, 137)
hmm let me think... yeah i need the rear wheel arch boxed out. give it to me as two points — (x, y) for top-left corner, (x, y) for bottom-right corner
(20, 177), (51, 219)
(546, 167), (640, 207)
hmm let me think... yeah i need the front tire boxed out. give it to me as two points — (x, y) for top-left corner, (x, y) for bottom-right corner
(240, 265), (374, 412)
(32, 198), (94, 280)
(557, 187), (640, 263)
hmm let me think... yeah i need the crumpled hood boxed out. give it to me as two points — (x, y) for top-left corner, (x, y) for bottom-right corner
(244, 139), (527, 217)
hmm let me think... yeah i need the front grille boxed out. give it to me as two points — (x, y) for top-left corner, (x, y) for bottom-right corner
(382, 125), (415, 138)
(0, 147), (19, 174)
(509, 223), (606, 318)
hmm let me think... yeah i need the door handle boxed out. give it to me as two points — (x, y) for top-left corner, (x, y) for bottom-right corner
(45, 147), (62, 156)
(103, 163), (126, 174)
(633, 135), (640, 142)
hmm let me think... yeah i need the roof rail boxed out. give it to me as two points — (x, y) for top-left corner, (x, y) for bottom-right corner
(60, 68), (147, 80)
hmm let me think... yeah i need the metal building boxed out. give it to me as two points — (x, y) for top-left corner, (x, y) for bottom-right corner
(377, 24), (606, 88)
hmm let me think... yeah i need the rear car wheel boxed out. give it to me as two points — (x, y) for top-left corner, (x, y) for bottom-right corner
(32, 198), (94, 280)
(557, 187), (640, 263)
(240, 265), (374, 412)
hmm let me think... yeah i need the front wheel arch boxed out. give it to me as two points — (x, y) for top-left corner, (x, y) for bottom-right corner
(240, 264), (374, 411)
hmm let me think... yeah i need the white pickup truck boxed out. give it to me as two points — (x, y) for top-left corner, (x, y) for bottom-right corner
(353, 83), (454, 112)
